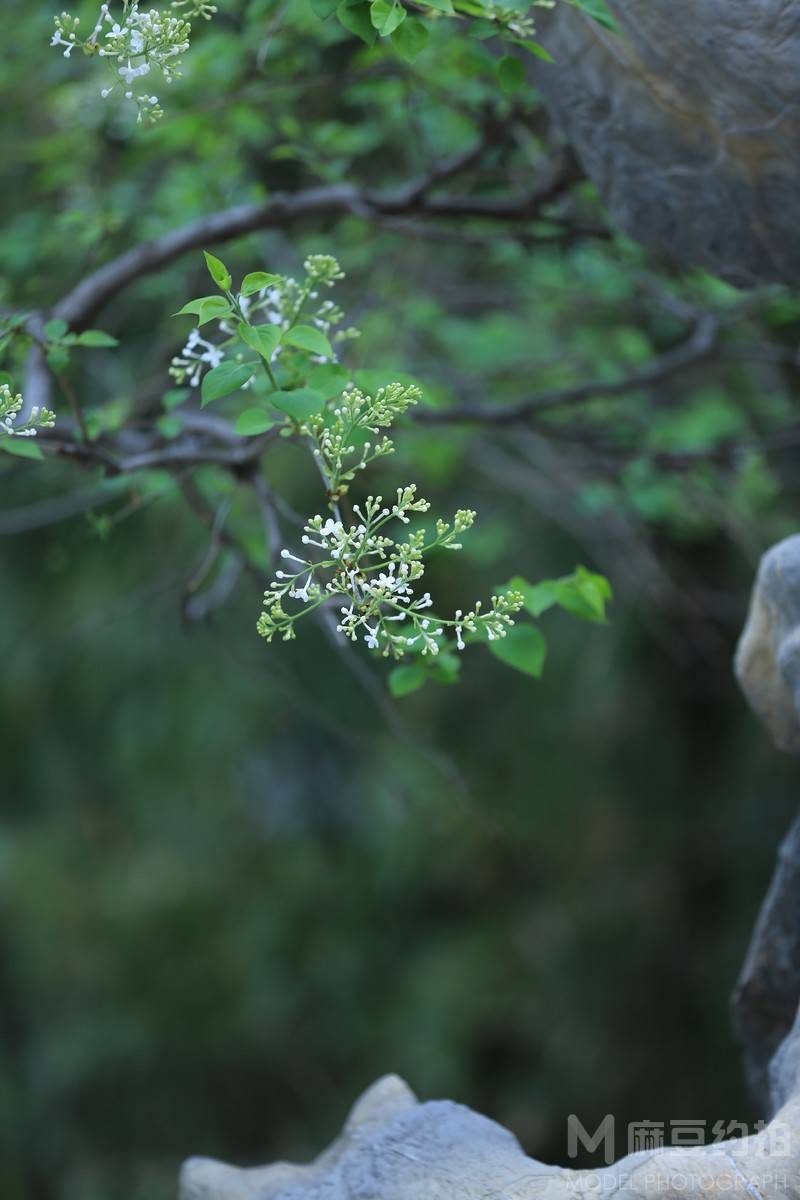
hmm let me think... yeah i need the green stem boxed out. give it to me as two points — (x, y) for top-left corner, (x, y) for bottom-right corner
(227, 289), (279, 392)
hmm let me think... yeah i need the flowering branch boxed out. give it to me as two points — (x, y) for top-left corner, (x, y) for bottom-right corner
(50, 0), (217, 123)
(4, 248), (612, 691)
(48, 150), (578, 329)
(259, 492), (525, 662)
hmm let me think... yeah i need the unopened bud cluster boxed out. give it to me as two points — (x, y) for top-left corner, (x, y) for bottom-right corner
(0, 384), (56, 439)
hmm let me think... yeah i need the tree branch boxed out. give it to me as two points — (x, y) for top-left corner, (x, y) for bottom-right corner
(416, 309), (720, 424)
(51, 152), (580, 328)
(26, 299), (760, 486)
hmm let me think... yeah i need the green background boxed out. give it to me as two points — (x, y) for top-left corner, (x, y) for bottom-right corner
(2, 3), (799, 1196)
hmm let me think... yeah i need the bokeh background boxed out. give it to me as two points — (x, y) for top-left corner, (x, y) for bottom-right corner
(2, 2), (800, 1197)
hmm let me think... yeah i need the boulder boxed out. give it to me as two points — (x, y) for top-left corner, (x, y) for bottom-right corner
(534, 2), (800, 286)
(735, 534), (800, 754)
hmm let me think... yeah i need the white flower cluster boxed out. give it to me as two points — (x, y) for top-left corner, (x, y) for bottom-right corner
(470, 0), (555, 39)
(50, 1), (215, 123)
(169, 327), (224, 387)
(257, 487), (524, 659)
(0, 384), (56, 439)
(169, 254), (359, 389)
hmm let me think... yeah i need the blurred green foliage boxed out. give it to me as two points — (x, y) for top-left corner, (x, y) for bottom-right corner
(3, 2), (800, 1198)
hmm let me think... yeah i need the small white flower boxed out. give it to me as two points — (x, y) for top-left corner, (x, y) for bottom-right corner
(290, 574), (313, 603)
(119, 58), (151, 84)
(364, 625), (380, 650)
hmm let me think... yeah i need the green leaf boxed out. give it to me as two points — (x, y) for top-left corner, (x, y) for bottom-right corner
(200, 361), (255, 407)
(515, 38), (555, 61)
(509, 569), (613, 624)
(270, 388), (325, 422)
(310, 0), (340, 16)
(419, 0), (454, 12)
(238, 322), (281, 361)
(336, 0), (377, 45)
(307, 363), (349, 399)
(565, 0), (617, 31)
(239, 271), (282, 297)
(162, 387), (190, 411)
(174, 296), (233, 327)
(429, 651), (461, 686)
(44, 318), (68, 341)
(556, 566), (613, 624)
(2, 313), (28, 333)
(282, 325), (333, 358)
(391, 16), (428, 59)
(508, 575), (561, 618)
(235, 409), (275, 436)
(370, 0), (406, 35)
(498, 54), (525, 94)
(489, 624), (547, 678)
(454, 0), (491, 13)
(75, 330), (119, 348)
(468, 17), (497, 38)
(46, 347), (69, 372)
(156, 415), (183, 439)
(1, 438), (44, 460)
(203, 250), (232, 291)
(389, 665), (427, 697)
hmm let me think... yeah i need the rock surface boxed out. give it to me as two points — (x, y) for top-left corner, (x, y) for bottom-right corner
(735, 535), (800, 754)
(180, 1051), (800, 1200)
(533, 2), (800, 286)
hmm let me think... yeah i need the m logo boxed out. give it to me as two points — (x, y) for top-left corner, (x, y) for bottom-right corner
(567, 1115), (615, 1165)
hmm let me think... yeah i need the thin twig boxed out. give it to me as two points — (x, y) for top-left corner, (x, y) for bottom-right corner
(416, 311), (720, 424)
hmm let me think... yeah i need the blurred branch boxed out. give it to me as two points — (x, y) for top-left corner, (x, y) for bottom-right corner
(0, 483), (117, 535)
(182, 553), (244, 623)
(49, 150), (580, 328)
(185, 494), (232, 594)
(178, 475), (263, 588)
(29, 300), (784, 487)
(417, 309), (721, 424)
(38, 413), (280, 473)
(249, 469), (283, 569)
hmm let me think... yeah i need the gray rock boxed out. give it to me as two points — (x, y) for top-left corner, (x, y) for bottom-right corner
(735, 535), (800, 754)
(533, 2), (800, 286)
(180, 1075), (559, 1200)
(180, 1055), (800, 1200)
(771, 1005), (800, 1113)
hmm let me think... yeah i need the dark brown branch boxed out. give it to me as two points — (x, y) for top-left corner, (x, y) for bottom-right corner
(415, 310), (720, 424)
(51, 153), (579, 328)
(0, 485), (114, 536)
(38, 413), (280, 474)
(27, 302), (760, 482)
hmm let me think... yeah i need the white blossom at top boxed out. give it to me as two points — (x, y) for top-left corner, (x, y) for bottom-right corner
(49, 1), (216, 123)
